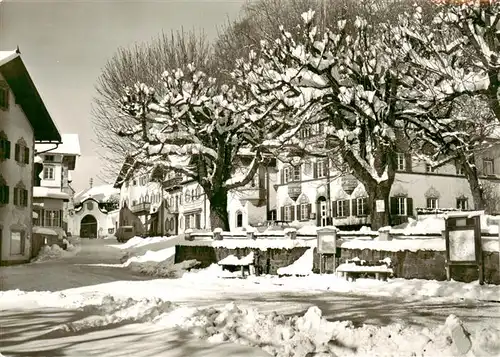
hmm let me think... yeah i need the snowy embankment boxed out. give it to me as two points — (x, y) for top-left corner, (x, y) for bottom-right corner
(10, 294), (500, 357)
(32, 240), (81, 262)
(105, 235), (199, 278)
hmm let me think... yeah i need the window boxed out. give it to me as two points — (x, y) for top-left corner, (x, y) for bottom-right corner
(10, 231), (24, 255)
(317, 123), (325, 134)
(456, 164), (464, 175)
(396, 153), (406, 171)
(299, 203), (310, 221)
(283, 167), (290, 184)
(299, 127), (311, 139)
(425, 164), (436, 173)
(13, 184), (28, 207)
(0, 81), (9, 111)
(483, 159), (494, 176)
(316, 160), (326, 178)
(185, 191), (191, 203)
(456, 198), (468, 210)
(44, 210), (61, 227)
(283, 205), (294, 221)
(43, 166), (55, 180)
(356, 197), (367, 216)
(0, 176), (9, 204)
(390, 196), (413, 216)
(14, 139), (30, 165)
(336, 200), (350, 217)
(426, 197), (439, 209)
(236, 211), (243, 228)
(44, 155), (55, 162)
(292, 166), (301, 181)
(0, 136), (11, 160)
(132, 179), (137, 186)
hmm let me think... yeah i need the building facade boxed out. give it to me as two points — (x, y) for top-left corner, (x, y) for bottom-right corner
(33, 133), (80, 235)
(114, 156), (279, 236)
(274, 146), (500, 230)
(0, 49), (61, 265)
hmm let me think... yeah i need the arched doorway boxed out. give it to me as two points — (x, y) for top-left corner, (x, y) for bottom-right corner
(80, 215), (98, 238)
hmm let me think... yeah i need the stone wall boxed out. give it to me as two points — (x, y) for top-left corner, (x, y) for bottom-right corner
(175, 244), (500, 284)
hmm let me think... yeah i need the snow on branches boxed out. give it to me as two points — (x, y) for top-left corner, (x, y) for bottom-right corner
(118, 65), (267, 192)
(233, 9), (422, 186)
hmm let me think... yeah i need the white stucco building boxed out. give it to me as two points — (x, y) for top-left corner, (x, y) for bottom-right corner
(0, 49), (61, 265)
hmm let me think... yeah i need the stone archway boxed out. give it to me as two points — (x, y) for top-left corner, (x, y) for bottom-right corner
(80, 214), (98, 238)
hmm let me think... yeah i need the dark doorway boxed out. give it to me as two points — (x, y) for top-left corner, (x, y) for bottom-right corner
(80, 215), (98, 238)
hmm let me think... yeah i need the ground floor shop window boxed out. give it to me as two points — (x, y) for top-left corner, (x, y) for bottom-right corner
(10, 230), (24, 255)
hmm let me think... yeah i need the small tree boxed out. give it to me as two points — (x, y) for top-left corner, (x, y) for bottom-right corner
(117, 66), (285, 230)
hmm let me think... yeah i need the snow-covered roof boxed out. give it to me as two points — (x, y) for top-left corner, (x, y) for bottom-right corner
(35, 133), (81, 156)
(33, 187), (70, 201)
(74, 184), (119, 204)
(0, 50), (19, 67)
(33, 226), (58, 236)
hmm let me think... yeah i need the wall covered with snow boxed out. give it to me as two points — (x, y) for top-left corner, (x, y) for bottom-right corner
(175, 245), (500, 284)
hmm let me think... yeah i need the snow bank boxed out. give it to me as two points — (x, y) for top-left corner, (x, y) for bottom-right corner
(55, 295), (174, 333)
(108, 235), (197, 278)
(32, 242), (80, 262)
(182, 237), (316, 250)
(156, 302), (500, 357)
(392, 214), (499, 235)
(277, 247), (314, 276)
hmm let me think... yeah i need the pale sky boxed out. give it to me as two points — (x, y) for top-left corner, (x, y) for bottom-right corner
(0, 0), (244, 193)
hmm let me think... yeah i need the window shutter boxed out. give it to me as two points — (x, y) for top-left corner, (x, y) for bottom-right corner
(14, 143), (20, 162)
(23, 189), (28, 206)
(307, 203), (312, 219)
(60, 210), (63, 227)
(290, 205), (295, 221)
(195, 214), (201, 229)
(390, 197), (398, 215)
(405, 153), (412, 172)
(5, 140), (10, 159)
(332, 201), (337, 217)
(406, 197), (413, 217)
(296, 205), (301, 221)
(280, 169), (284, 184)
(364, 198), (370, 215)
(313, 162), (318, 178)
(24, 147), (29, 164)
(352, 199), (358, 217)
(13, 187), (18, 205)
(280, 206), (285, 220)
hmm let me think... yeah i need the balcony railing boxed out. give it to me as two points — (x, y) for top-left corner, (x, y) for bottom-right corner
(131, 202), (151, 214)
(163, 176), (183, 190)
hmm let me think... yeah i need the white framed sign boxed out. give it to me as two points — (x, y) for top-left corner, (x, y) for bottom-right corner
(317, 228), (337, 254)
(376, 200), (385, 213)
(448, 229), (476, 262)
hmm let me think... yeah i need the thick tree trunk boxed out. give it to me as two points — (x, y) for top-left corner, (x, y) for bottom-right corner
(367, 180), (392, 230)
(209, 188), (230, 231)
(463, 163), (486, 211)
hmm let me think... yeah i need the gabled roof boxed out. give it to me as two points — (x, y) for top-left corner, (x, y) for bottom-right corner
(0, 49), (61, 142)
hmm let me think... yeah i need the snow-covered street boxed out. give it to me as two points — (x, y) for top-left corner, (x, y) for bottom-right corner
(1, 238), (500, 356)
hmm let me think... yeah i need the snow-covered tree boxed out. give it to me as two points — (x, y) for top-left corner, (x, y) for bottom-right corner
(234, 10), (441, 229)
(117, 66), (283, 230)
(393, 4), (500, 210)
(92, 29), (212, 182)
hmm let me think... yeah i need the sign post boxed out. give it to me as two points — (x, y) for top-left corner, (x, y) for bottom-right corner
(317, 227), (338, 274)
(444, 211), (484, 285)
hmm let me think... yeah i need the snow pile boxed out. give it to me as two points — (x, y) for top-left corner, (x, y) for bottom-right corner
(218, 252), (254, 266)
(182, 237), (316, 250)
(157, 303), (500, 357)
(128, 258), (200, 278)
(392, 214), (499, 235)
(32, 241), (80, 262)
(55, 295), (174, 333)
(111, 236), (198, 278)
(277, 247), (314, 276)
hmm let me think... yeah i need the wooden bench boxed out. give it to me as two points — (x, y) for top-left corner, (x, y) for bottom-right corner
(336, 257), (393, 282)
(218, 252), (255, 278)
